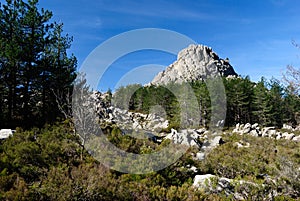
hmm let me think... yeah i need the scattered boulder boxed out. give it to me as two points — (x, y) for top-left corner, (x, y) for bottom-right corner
(189, 166), (198, 173)
(262, 127), (276, 137)
(195, 152), (205, 161)
(292, 135), (300, 142)
(193, 174), (216, 189)
(165, 129), (201, 147)
(282, 124), (293, 130)
(282, 132), (295, 140)
(234, 140), (250, 148)
(233, 122), (260, 135)
(193, 174), (277, 200)
(194, 135), (224, 160)
(249, 129), (259, 137)
(0, 129), (15, 140)
(233, 123), (299, 143)
(251, 123), (259, 129)
(243, 123), (252, 133)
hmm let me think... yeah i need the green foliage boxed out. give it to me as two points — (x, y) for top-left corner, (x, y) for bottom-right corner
(115, 76), (299, 130)
(0, 0), (76, 128)
(198, 132), (300, 199)
(1, 122), (300, 200)
(0, 123), (210, 200)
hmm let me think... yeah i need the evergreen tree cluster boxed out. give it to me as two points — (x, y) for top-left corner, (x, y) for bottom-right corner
(115, 76), (300, 129)
(0, 0), (77, 128)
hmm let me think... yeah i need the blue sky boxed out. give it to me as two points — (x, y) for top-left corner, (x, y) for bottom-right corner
(35, 0), (300, 91)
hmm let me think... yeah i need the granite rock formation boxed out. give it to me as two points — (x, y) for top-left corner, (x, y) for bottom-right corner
(151, 44), (237, 85)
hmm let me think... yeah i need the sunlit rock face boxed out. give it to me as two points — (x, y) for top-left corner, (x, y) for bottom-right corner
(151, 44), (237, 85)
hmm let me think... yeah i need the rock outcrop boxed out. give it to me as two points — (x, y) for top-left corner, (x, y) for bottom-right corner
(233, 123), (300, 142)
(150, 44), (237, 85)
(91, 92), (225, 156)
(193, 174), (278, 200)
(163, 127), (224, 160)
(92, 91), (169, 133)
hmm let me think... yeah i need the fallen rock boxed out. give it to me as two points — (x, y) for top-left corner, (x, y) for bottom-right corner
(252, 123), (259, 129)
(232, 123), (300, 143)
(282, 124), (293, 130)
(282, 132), (295, 140)
(243, 123), (252, 134)
(164, 129), (201, 147)
(0, 129), (15, 140)
(249, 129), (259, 137)
(193, 174), (216, 189)
(189, 166), (198, 173)
(234, 141), (250, 148)
(262, 127), (276, 137)
(193, 174), (276, 200)
(292, 135), (300, 142)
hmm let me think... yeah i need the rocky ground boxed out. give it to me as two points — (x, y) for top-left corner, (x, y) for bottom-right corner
(91, 90), (300, 200)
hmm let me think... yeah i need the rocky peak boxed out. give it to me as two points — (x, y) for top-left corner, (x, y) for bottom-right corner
(151, 44), (237, 85)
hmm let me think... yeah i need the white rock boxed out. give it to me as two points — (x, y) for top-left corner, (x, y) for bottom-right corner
(276, 134), (282, 140)
(234, 141), (250, 148)
(282, 124), (293, 130)
(284, 133), (295, 140)
(249, 130), (258, 137)
(0, 129), (15, 139)
(268, 130), (277, 138)
(150, 44), (237, 85)
(252, 123), (259, 129)
(196, 152), (205, 160)
(190, 166), (198, 173)
(193, 174), (216, 188)
(244, 123), (251, 130)
(210, 136), (222, 148)
(242, 127), (251, 134)
(196, 128), (206, 134)
(292, 135), (300, 142)
(281, 132), (295, 140)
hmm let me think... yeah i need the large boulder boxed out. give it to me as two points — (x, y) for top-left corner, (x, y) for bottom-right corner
(165, 129), (201, 147)
(193, 174), (216, 189)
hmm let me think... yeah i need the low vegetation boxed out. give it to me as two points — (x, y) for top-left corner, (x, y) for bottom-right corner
(1, 123), (300, 200)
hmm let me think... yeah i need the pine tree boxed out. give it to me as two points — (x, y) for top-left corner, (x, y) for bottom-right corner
(191, 81), (211, 127)
(0, 0), (24, 126)
(18, 0), (53, 125)
(0, 0), (77, 128)
(42, 22), (77, 123)
(282, 88), (300, 126)
(267, 78), (284, 127)
(252, 77), (270, 126)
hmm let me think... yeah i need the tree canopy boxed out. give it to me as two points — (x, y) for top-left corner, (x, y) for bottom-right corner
(0, 0), (77, 128)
